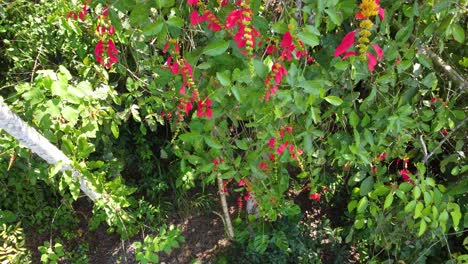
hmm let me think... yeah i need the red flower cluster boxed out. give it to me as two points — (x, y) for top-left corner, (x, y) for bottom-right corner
(266, 126), (303, 163)
(68, 1), (88, 22)
(263, 62), (287, 101)
(225, 1), (260, 56)
(377, 152), (387, 161)
(190, 9), (224, 32)
(197, 98), (213, 119)
(93, 7), (118, 69)
(213, 157), (225, 172)
(334, 31), (383, 72)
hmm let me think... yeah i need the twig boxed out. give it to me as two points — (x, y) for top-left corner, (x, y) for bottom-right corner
(423, 117), (467, 164)
(216, 175), (234, 239)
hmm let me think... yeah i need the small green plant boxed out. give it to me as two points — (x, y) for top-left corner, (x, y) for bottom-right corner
(38, 242), (65, 264)
(0, 223), (31, 263)
(133, 224), (185, 264)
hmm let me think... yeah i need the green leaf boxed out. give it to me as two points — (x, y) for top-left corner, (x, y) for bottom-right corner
(325, 8), (342, 25)
(216, 71), (231, 86)
(272, 231), (288, 251)
(204, 137), (223, 149)
(253, 235), (269, 254)
(204, 40), (230, 56)
(418, 220), (427, 236)
(448, 203), (461, 229)
(357, 197), (368, 214)
(451, 23), (465, 43)
(142, 19), (164, 36)
(404, 200), (417, 213)
(384, 192), (394, 209)
(111, 121), (119, 138)
(156, 0), (175, 8)
(348, 200), (358, 212)
(414, 202), (424, 219)
(360, 176), (374, 196)
(349, 111), (359, 128)
(324, 96), (343, 106)
(129, 4), (150, 26)
(413, 186), (421, 200)
(399, 182), (413, 192)
(297, 31), (320, 48)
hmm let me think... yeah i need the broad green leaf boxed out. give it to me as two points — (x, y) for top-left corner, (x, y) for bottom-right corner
(404, 200), (417, 213)
(357, 197), (368, 214)
(297, 31), (320, 48)
(324, 96), (343, 106)
(452, 23), (465, 43)
(349, 111), (359, 127)
(418, 220), (427, 236)
(384, 192), (394, 209)
(204, 40), (229, 56)
(413, 186), (421, 200)
(204, 137), (223, 149)
(360, 176), (374, 196)
(448, 203), (461, 229)
(142, 19), (164, 36)
(414, 202), (424, 219)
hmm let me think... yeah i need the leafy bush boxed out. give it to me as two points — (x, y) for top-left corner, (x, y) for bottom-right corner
(0, 0), (466, 262)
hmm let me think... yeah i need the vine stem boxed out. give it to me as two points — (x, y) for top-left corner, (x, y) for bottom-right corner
(422, 117), (467, 164)
(217, 175), (234, 239)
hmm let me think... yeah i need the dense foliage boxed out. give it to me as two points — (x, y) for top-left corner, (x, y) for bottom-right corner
(0, 0), (466, 263)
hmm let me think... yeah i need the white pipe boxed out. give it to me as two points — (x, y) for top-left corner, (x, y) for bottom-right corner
(0, 101), (101, 201)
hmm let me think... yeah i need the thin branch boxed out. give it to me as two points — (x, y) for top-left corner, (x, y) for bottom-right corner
(423, 117), (467, 164)
(217, 175), (234, 239)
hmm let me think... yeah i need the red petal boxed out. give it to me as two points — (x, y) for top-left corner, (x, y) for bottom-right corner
(190, 10), (201, 25)
(366, 52), (377, 72)
(334, 31), (356, 57)
(371, 43), (383, 60)
(342, 51), (357, 60)
(280, 31), (293, 48)
(378, 7), (385, 20)
(355, 12), (367, 20)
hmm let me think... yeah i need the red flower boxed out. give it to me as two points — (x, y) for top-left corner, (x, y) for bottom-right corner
(108, 25), (115, 35)
(309, 193), (321, 201)
(273, 63), (287, 84)
(268, 137), (275, 149)
(266, 45), (276, 54)
(67, 12), (78, 20)
(237, 196), (243, 210)
(430, 97), (436, 103)
(94, 40), (105, 65)
(102, 8), (109, 17)
(196, 98), (213, 119)
(441, 129), (448, 136)
(79, 11), (86, 21)
(190, 10), (205, 25)
(334, 31), (356, 57)
(187, 0), (198, 6)
(269, 153), (275, 161)
(280, 31), (295, 61)
(276, 141), (289, 155)
(97, 25), (106, 36)
(106, 39), (118, 68)
(366, 52), (377, 72)
(371, 43), (383, 60)
(377, 152), (387, 161)
(371, 166), (377, 174)
(400, 169), (412, 183)
(238, 179), (246, 186)
(259, 162), (268, 171)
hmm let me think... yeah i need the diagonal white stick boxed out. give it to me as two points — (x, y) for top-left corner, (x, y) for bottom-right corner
(0, 101), (101, 201)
